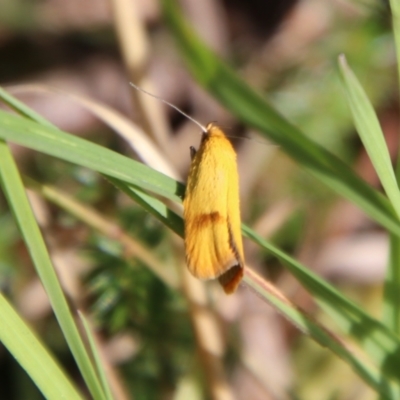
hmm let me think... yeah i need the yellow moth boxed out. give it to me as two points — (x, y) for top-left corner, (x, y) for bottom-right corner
(183, 123), (244, 294)
(129, 83), (245, 293)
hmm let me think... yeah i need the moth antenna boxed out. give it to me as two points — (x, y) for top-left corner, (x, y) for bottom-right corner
(129, 82), (208, 133)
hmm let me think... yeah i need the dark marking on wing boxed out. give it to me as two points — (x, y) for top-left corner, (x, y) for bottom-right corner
(193, 212), (224, 230)
(218, 218), (244, 293)
(218, 264), (243, 294)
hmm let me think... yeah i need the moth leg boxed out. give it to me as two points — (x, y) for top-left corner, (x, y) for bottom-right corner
(190, 146), (197, 160)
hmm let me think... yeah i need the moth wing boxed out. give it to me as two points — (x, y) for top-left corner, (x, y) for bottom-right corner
(226, 152), (244, 263)
(185, 208), (236, 280)
(218, 147), (244, 293)
(184, 134), (243, 285)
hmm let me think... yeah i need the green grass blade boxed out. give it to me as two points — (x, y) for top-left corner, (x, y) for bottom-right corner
(108, 177), (184, 235)
(0, 140), (106, 400)
(0, 86), (54, 127)
(243, 272), (400, 399)
(242, 226), (400, 381)
(108, 177), (400, 385)
(338, 54), (400, 217)
(78, 312), (114, 400)
(0, 293), (84, 400)
(337, 40), (400, 336)
(161, 0), (400, 237)
(0, 109), (184, 202)
(108, 178), (400, 398)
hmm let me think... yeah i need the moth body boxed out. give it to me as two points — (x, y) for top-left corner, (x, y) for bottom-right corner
(183, 123), (244, 293)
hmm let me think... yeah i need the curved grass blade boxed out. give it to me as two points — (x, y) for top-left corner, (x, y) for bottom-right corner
(0, 141), (106, 400)
(338, 54), (400, 218)
(0, 109), (184, 202)
(0, 86), (54, 128)
(78, 312), (114, 400)
(338, 54), (400, 334)
(107, 176), (400, 384)
(244, 269), (400, 399)
(107, 178), (400, 398)
(242, 225), (400, 381)
(7, 84), (180, 180)
(0, 293), (84, 400)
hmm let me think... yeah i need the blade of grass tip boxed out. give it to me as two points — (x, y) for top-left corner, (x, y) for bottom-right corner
(0, 141), (106, 400)
(338, 54), (400, 218)
(338, 54), (400, 334)
(109, 177), (400, 395)
(244, 269), (400, 399)
(0, 293), (84, 400)
(78, 312), (114, 400)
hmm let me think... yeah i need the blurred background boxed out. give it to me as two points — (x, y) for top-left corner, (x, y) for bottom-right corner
(0, 0), (397, 399)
